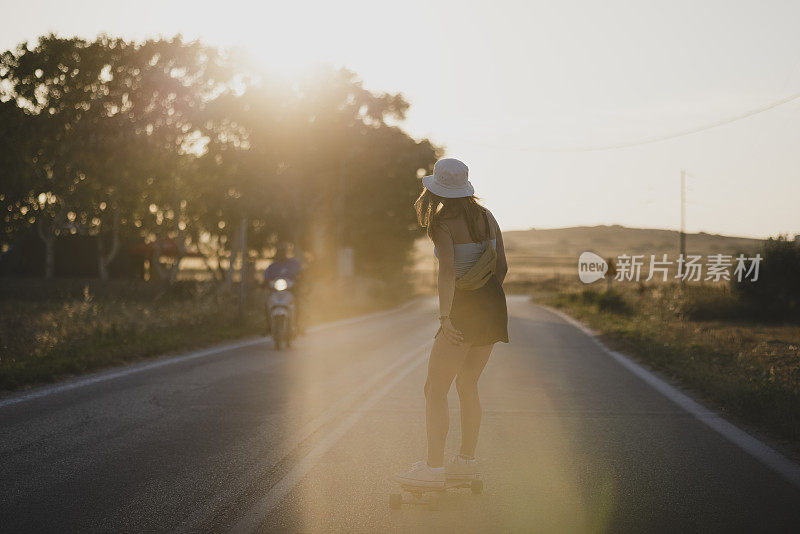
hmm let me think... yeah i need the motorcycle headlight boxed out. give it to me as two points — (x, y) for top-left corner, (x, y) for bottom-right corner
(273, 278), (288, 291)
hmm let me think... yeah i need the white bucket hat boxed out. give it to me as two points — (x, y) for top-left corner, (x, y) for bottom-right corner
(422, 158), (474, 198)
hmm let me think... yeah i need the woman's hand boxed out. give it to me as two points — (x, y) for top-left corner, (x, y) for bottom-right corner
(440, 317), (464, 345)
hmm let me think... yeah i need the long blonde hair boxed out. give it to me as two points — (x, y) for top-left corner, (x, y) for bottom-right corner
(414, 188), (488, 242)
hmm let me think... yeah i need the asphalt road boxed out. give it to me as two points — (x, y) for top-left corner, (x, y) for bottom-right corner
(2, 296), (799, 533)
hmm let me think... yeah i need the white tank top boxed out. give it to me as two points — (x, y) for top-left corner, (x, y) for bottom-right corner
(434, 238), (496, 278)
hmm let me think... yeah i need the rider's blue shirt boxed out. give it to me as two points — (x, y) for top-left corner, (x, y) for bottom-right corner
(265, 257), (302, 282)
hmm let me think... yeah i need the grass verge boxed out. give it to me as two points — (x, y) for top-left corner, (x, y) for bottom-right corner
(0, 280), (404, 393)
(530, 281), (800, 458)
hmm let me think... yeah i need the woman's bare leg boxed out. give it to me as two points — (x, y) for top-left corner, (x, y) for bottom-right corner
(425, 334), (471, 468)
(455, 343), (494, 458)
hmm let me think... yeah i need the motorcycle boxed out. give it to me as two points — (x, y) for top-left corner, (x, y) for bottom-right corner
(267, 277), (296, 350)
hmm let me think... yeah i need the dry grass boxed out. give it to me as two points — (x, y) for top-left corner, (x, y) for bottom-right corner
(0, 284), (262, 391)
(0, 279), (403, 392)
(531, 280), (800, 456)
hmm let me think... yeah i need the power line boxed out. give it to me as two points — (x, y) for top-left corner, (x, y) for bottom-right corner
(453, 90), (800, 153)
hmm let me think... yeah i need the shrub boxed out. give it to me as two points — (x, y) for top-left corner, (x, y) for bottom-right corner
(554, 288), (631, 315)
(580, 288), (600, 304)
(734, 236), (800, 322)
(597, 290), (632, 315)
(681, 287), (749, 322)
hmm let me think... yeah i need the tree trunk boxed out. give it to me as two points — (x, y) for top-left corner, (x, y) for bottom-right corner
(37, 215), (58, 279)
(225, 235), (237, 284)
(97, 238), (106, 280)
(167, 231), (186, 283)
(202, 255), (221, 280)
(150, 232), (186, 284)
(97, 211), (121, 281)
(43, 235), (55, 279)
(150, 239), (166, 281)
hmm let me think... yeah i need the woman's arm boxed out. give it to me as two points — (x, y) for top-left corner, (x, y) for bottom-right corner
(431, 223), (464, 344)
(488, 210), (508, 284)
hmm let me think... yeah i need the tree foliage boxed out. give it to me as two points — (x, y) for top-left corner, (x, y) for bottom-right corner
(734, 236), (800, 321)
(0, 34), (438, 283)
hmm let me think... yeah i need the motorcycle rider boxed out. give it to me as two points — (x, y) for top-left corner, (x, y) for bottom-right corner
(264, 242), (303, 334)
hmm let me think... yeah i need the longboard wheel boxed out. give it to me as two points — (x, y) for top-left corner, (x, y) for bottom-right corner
(471, 479), (483, 494)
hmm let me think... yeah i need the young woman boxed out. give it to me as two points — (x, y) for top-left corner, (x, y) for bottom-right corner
(394, 158), (509, 488)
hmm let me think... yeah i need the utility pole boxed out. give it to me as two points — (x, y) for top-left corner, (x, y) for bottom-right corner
(238, 215), (247, 319)
(680, 170), (686, 288)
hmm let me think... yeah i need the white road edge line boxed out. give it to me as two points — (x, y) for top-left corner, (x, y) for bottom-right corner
(539, 304), (800, 490)
(230, 344), (431, 534)
(0, 299), (422, 410)
(0, 337), (267, 409)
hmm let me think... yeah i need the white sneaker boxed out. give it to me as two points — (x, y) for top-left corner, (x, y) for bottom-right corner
(393, 460), (446, 488)
(445, 455), (479, 480)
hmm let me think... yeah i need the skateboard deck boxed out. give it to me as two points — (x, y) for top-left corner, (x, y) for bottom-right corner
(389, 476), (483, 510)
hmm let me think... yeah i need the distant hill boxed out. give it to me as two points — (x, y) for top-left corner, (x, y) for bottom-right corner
(503, 225), (763, 258)
(411, 225), (767, 287)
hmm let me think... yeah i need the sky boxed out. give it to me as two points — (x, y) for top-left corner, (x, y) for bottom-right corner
(3, 0), (799, 238)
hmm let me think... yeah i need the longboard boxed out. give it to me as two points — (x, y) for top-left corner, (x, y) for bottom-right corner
(389, 476), (483, 510)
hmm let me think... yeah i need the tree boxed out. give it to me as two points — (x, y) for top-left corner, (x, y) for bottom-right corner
(734, 236), (800, 321)
(0, 100), (39, 253)
(1, 35), (438, 289)
(1, 34), (237, 279)
(198, 64), (437, 280)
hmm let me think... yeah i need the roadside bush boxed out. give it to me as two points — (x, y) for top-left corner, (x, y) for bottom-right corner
(580, 288), (600, 304)
(0, 282), (263, 391)
(556, 288), (631, 315)
(597, 290), (632, 315)
(0, 277), (407, 392)
(680, 287), (749, 322)
(734, 236), (800, 322)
